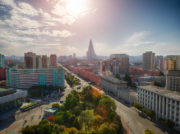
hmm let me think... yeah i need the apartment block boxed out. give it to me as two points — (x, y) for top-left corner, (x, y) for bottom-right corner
(6, 68), (65, 89)
(143, 51), (155, 70)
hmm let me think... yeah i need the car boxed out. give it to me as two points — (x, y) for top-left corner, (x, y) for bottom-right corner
(77, 86), (81, 90)
(60, 100), (64, 104)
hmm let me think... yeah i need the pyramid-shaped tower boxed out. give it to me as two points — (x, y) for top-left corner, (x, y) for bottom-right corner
(87, 39), (96, 60)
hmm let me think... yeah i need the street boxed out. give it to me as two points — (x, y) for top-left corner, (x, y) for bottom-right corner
(62, 65), (168, 134)
(0, 80), (72, 134)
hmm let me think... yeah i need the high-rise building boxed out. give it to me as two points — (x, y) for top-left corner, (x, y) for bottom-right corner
(0, 53), (6, 80)
(73, 53), (76, 59)
(87, 39), (96, 60)
(36, 55), (42, 69)
(6, 68), (65, 89)
(42, 55), (48, 68)
(0, 53), (5, 68)
(142, 51), (155, 70)
(102, 54), (129, 75)
(50, 54), (57, 67)
(24, 52), (36, 69)
(164, 55), (180, 71)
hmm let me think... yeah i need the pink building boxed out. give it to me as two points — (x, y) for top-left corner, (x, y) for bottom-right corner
(50, 54), (57, 67)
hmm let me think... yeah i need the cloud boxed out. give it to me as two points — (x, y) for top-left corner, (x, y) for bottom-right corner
(94, 32), (170, 56)
(0, 0), (80, 56)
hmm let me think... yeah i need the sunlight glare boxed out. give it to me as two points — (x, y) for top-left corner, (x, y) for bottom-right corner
(65, 0), (89, 17)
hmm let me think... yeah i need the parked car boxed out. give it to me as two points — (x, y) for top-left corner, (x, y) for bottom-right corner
(77, 86), (81, 90)
(60, 100), (64, 104)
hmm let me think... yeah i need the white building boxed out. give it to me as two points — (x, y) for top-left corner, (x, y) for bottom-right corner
(100, 75), (137, 104)
(138, 85), (180, 129)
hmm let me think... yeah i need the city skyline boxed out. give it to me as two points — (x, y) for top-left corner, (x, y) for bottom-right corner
(0, 0), (180, 57)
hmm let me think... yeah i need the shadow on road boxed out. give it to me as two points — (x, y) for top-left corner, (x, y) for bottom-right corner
(104, 91), (132, 108)
(0, 109), (17, 131)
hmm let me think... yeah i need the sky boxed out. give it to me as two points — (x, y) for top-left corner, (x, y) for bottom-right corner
(0, 0), (180, 57)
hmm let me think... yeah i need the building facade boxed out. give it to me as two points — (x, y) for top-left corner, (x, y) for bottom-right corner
(102, 54), (129, 75)
(0, 53), (5, 68)
(6, 68), (65, 89)
(143, 51), (155, 70)
(100, 75), (137, 104)
(42, 55), (48, 68)
(50, 54), (57, 67)
(166, 70), (180, 92)
(164, 55), (180, 71)
(36, 55), (42, 69)
(138, 85), (180, 128)
(24, 52), (36, 69)
(0, 88), (27, 116)
(0, 53), (5, 80)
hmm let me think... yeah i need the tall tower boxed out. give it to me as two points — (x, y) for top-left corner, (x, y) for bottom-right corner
(142, 51), (155, 70)
(87, 39), (96, 60)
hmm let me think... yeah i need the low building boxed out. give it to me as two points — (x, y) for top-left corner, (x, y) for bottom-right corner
(137, 85), (180, 129)
(6, 68), (65, 89)
(0, 88), (27, 116)
(100, 75), (137, 104)
(138, 76), (165, 86)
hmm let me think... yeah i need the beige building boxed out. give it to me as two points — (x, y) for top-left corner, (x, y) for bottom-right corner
(100, 75), (137, 104)
(164, 55), (180, 71)
(142, 51), (155, 70)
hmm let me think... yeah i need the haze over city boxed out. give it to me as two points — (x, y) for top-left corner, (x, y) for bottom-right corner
(1, 0), (180, 134)
(0, 0), (180, 56)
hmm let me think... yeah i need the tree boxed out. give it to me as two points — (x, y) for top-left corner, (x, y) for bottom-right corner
(115, 74), (121, 80)
(144, 129), (155, 134)
(133, 103), (142, 110)
(99, 95), (116, 112)
(124, 74), (132, 86)
(163, 120), (175, 128)
(48, 116), (55, 122)
(78, 110), (95, 133)
(64, 94), (79, 110)
(98, 123), (117, 134)
(52, 103), (61, 111)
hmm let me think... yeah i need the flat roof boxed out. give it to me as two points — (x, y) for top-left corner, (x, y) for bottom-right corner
(138, 85), (180, 101)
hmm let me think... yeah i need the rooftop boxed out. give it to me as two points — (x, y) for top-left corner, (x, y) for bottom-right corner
(138, 85), (180, 101)
(101, 75), (127, 84)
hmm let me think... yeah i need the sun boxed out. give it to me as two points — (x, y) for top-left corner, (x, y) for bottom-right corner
(65, 0), (89, 17)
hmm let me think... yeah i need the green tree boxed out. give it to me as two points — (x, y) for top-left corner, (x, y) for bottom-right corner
(123, 74), (132, 86)
(115, 74), (121, 80)
(52, 103), (61, 111)
(78, 110), (95, 133)
(144, 129), (155, 134)
(98, 123), (117, 134)
(99, 95), (116, 112)
(133, 103), (142, 110)
(64, 94), (79, 110)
